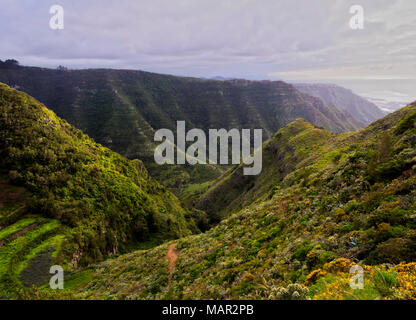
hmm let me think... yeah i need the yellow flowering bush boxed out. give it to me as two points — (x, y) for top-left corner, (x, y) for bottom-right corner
(306, 260), (416, 300)
(393, 262), (416, 300)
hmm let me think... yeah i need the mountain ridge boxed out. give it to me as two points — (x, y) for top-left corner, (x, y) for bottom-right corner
(293, 83), (386, 125)
(0, 64), (366, 190)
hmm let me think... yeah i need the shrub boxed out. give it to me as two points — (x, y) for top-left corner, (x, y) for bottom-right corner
(367, 237), (416, 264)
(394, 110), (416, 134)
(291, 241), (313, 261)
(373, 268), (398, 297)
(269, 283), (309, 300)
(339, 224), (354, 234)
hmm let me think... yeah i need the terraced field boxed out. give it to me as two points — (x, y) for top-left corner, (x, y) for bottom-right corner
(0, 206), (64, 298)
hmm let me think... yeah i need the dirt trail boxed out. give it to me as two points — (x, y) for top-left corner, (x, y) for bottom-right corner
(0, 222), (43, 248)
(167, 243), (178, 272)
(7, 205), (26, 217)
(166, 243), (179, 287)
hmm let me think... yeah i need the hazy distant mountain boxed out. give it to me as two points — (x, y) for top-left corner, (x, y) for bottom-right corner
(293, 83), (386, 125)
(325, 79), (416, 114)
(209, 76), (235, 81)
(364, 96), (410, 113)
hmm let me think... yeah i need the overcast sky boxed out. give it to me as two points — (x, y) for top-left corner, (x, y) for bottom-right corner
(1, 0), (415, 81)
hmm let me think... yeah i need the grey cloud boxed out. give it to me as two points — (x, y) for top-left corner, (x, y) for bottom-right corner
(0, 0), (415, 80)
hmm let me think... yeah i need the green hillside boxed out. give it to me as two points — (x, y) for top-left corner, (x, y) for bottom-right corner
(0, 64), (364, 190)
(1, 80), (415, 301)
(196, 118), (333, 223)
(0, 83), (199, 298)
(57, 102), (416, 300)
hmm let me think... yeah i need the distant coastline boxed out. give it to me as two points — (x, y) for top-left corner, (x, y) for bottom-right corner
(323, 79), (415, 113)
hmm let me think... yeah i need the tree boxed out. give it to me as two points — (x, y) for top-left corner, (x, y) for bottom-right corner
(57, 65), (68, 71)
(0, 59), (20, 69)
(376, 132), (392, 163)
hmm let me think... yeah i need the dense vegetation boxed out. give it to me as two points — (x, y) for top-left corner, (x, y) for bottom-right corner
(196, 119), (333, 223)
(0, 83), (201, 297)
(0, 64), (367, 191)
(50, 101), (414, 300)
(0, 76), (414, 300)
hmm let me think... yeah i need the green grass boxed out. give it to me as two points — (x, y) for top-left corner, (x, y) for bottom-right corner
(0, 219), (60, 295)
(63, 268), (95, 291)
(180, 181), (212, 197)
(0, 218), (38, 241)
(372, 268), (398, 297)
(15, 234), (65, 278)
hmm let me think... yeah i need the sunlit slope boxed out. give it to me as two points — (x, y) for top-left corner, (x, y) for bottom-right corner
(0, 83), (197, 297)
(196, 118), (333, 222)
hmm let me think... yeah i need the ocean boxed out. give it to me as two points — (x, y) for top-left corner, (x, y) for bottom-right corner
(325, 79), (416, 114)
